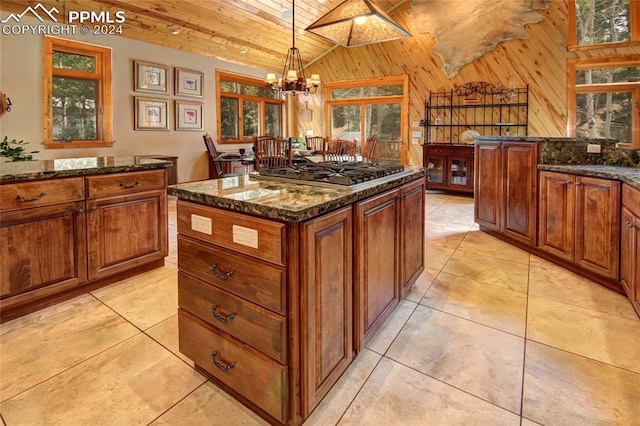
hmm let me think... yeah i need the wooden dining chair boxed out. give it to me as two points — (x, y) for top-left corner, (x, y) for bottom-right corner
(253, 136), (293, 171)
(304, 136), (327, 155)
(362, 137), (379, 162)
(203, 133), (243, 178)
(324, 139), (357, 162)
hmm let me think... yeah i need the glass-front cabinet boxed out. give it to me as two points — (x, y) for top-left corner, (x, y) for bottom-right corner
(425, 156), (445, 184)
(422, 145), (474, 193)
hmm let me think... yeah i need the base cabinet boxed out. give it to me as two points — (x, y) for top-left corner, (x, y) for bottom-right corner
(621, 184), (640, 316)
(474, 140), (538, 246)
(399, 179), (426, 296)
(423, 144), (474, 192)
(539, 171), (620, 280)
(0, 169), (168, 321)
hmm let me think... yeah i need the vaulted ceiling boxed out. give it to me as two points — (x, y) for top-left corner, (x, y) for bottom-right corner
(0, 0), (406, 72)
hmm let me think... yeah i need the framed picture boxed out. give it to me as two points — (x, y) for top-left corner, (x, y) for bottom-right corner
(134, 96), (169, 130)
(134, 60), (168, 94)
(174, 67), (203, 97)
(175, 100), (204, 131)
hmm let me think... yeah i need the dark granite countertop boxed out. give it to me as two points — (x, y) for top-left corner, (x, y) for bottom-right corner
(0, 156), (172, 183)
(538, 164), (640, 191)
(168, 167), (425, 222)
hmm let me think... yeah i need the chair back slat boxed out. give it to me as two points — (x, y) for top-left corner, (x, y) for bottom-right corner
(363, 137), (379, 162)
(305, 136), (327, 154)
(325, 139), (357, 162)
(203, 133), (224, 178)
(253, 136), (293, 170)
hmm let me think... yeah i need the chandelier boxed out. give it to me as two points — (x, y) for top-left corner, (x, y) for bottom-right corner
(266, 0), (320, 96)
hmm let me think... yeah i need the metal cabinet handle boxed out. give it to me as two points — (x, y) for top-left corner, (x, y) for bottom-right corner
(627, 220), (638, 229)
(210, 264), (234, 280)
(119, 180), (140, 189)
(210, 305), (235, 323)
(210, 352), (234, 372)
(16, 192), (46, 202)
(575, 182), (581, 186)
(77, 208), (84, 214)
(90, 205), (98, 211)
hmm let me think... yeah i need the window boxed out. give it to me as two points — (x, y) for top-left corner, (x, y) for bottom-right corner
(216, 71), (283, 143)
(43, 36), (112, 148)
(567, 57), (640, 147)
(568, 0), (639, 49)
(324, 76), (408, 158)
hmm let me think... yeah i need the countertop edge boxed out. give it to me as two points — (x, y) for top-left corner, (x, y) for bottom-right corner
(537, 164), (640, 191)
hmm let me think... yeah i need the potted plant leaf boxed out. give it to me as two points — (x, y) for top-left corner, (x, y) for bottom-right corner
(0, 136), (39, 161)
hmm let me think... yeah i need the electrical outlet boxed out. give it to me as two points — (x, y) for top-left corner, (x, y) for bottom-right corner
(191, 214), (212, 235)
(587, 143), (602, 153)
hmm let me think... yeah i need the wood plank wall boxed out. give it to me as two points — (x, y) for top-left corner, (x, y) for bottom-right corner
(292, 1), (640, 167)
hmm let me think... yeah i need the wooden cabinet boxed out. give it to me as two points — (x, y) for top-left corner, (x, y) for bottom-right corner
(423, 144), (474, 193)
(539, 171), (620, 280)
(399, 179), (425, 296)
(0, 169), (168, 322)
(300, 206), (353, 416)
(474, 140), (538, 246)
(620, 184), (640, 316)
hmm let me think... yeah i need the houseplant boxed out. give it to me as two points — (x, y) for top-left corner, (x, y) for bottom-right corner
(0, 136), (39, 161)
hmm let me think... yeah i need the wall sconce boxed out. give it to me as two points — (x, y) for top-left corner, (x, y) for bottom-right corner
(0, 90), (12, 118)
(306, 0), (410, 47)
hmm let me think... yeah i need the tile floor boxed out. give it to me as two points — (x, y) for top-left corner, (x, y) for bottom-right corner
(1, 192), (639, 425)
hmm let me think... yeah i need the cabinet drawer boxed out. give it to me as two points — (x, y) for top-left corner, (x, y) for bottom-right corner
(0, 178), (84, 212)
(86, 169), (165, 198)
(177, 200), (286, 266)
(453, 147), (474, 156)
(623, 184), (640, 215)
(178, 236), (286, 314)
(424, 146), (454, 155)
(179, 309), (288, 423)
(178, 272), (287, 362)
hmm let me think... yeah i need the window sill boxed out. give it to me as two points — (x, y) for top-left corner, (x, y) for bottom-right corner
(44, 141), (116, 149)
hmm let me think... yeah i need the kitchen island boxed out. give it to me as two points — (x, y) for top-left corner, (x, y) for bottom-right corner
(0, 156), (171, 321)
(167, 166), (425, 425)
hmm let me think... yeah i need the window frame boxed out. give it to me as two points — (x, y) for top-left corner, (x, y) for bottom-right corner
(324, 76), (409, 161)
(566, 56), (640, 147)
(567, 0), (640, 50)
(216, 71), (284, 144)
(43, 36), (113, 148)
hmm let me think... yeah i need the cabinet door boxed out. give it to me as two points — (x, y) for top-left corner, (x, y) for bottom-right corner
(87, 189), (167, 280)
(620, 207), (637, 299)
(300, 206), (353, 416)
(502, 142), (538, 246)
(575, 177), (620, 280)
(1, 201), (87, 298)
(449, 156), (471, 189)
(354, 189), (399, 352)
(539, 171), (575, 261)
(474, 142), (502, 231)
(425, 154), (446, 186)
(399, 179), (425, 296)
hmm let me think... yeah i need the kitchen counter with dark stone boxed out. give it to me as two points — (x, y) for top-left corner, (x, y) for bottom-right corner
(167, 166), (425, 222)
(0, 156), (172, 183)
(537, 164), (640, 190)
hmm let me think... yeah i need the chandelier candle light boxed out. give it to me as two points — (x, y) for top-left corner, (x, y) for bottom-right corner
(266, 0), (320, 96)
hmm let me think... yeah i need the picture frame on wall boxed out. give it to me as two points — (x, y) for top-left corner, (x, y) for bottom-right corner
(174, 67), (203, 97)
(134, 96), (169, 130)
(175, 100), (204, 131)
(134, 60), (168, 94)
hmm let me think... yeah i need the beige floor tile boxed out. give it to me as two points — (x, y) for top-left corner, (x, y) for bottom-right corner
(403, 267), (438, 303)
(91, 264), (178, 330)
(424, 243), (454, 271)
(529, 261), (638, 320)
(305, 349), (381, 426)
(365, 299), (417, 354)
(152, 381), (267, 425)
(145, 314), (192, 365)
(457, 230), (530, 264)
(0, 297), (139, 401)
(421, 272), (528, 336)
(443, 249), (530, 293)
(1, 333), (205, 425)
(0, 293), (94, 336)
(523, 341), (640, 425)
(386, 305), (524, 413)
(527, 295), (640, 373)
(424, 229), (467, 249)
(520, 418), (542, 426)
(338, 357), (520, 425)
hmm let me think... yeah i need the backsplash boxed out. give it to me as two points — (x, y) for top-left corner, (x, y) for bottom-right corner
(540, 139), (640, 167)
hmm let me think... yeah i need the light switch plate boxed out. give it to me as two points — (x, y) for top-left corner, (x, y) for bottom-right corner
(191, 214), (212, 234)
(587, 143), (602, 153)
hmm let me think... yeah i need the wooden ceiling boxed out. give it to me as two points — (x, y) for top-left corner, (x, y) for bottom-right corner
(0, 0), (406, 72)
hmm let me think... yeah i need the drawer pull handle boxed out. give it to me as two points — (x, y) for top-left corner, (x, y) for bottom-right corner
(210, 264), (234, 280)
(119, 180), (140, 189)
(627, 221), (638, 229)
(210, 305), (235, 323)
(16, 192), (46, 202)
(210, 352), (235, 372)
